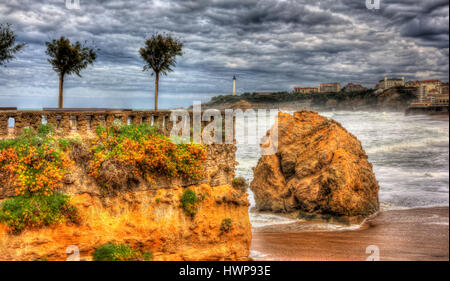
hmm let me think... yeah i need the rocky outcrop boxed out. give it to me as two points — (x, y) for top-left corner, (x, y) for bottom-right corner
(204, 144), (238, 187)
(0, 184), (251, 261)
(250, 111), (379, 219)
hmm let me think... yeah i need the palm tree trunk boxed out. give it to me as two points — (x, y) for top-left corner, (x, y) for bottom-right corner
(154, 72), (159, 111)
(58, 74), (64, 109)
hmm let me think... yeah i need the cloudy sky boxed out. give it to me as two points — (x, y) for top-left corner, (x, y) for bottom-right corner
(0, 0), (448, 109)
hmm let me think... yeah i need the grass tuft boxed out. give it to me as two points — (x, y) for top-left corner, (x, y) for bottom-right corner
(92, 242), (153, 261)
(220, 218), (232, 233)
(180, 188), (198, 217)
(231, 177), (248, 193)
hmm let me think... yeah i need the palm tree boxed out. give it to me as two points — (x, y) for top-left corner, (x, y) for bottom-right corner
(139, 33), (183, 111)
(0, 23), (25, 66)
(45, 37), (97, 108)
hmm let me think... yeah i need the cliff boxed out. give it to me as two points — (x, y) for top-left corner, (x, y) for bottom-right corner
(250, 111), (379, 222)
(0, 184), (250, 261)
(0, 119), (251, 261)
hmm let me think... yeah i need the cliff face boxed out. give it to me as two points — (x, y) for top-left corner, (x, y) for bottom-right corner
(0, 142), (251, 261)
(0, 184), (250, 261)
(250, 111), (379, 220)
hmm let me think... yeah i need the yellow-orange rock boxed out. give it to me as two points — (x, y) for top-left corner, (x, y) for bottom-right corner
(0, 184), (251, 261)
(250, 111), (379, 218)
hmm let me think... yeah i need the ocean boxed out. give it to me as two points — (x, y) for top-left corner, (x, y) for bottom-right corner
(234, 111), (449, 227)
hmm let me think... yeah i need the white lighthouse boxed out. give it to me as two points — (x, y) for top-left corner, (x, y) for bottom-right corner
(232, 75), (236, 96)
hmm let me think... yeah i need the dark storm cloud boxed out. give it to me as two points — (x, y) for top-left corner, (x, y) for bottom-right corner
(336, 0), (449, 48)
(0, 0), (448, 109)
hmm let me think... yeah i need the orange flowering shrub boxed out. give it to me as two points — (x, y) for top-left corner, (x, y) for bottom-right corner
(0, 125), (78, 233)
(0, 127), (73, 196)
(89, 124), (207, 188)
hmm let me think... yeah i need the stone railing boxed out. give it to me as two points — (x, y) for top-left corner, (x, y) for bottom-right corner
(0, 110), (231, 139)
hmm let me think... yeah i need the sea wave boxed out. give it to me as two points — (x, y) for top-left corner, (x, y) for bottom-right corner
(374, 167), (449, 180)
(365, 137), (449, 154)
(288, 221), (363, 232)
(250, 212), (365, 232)
(379, 202), (409, 211)
(250, 212), (298, 228)
(249, 250), (274, 260)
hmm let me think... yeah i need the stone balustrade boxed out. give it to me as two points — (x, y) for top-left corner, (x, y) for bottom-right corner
(0, 110), (231, 140)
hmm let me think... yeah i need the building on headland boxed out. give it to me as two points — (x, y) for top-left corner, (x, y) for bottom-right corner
(429, 83), (449, 105)
(405, 80), (448, 103)
(377, 77), (405, 90)
(417, 86), (428, 103)
(294, 87), (318, 94)
(427, 88), (440, 96)
(435, 94), (449, 104)
(408, 87), (449, 114)
(343, 83), (366, 93)
(405, 80), (442, 92)
(318, 82), (341, 93)
(440, 83), (449, 95)
(410, 80), (449, 109)
(406, 80), (420, 87)
(419, 80), (441, 93)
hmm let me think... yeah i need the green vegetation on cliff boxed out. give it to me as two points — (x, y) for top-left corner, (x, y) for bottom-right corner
(220, 218), (232, 233)
(207, 90), (374, 104)
(231, 176), (248, 192)
(180, 188), (198, 217)
(93, 242), (153, 261)
(0, 193), (79, 233)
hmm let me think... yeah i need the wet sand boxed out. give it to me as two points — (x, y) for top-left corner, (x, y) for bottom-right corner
(251, 207), (449, 261)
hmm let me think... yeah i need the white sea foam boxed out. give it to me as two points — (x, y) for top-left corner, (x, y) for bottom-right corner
(291, 221), (364, 232)
(365, 137), (449, 154)
(427, 222), (449, 226)
(249, 250), (275, 260)
(250, 212), (298, 228)
(379, 202), (409, 211)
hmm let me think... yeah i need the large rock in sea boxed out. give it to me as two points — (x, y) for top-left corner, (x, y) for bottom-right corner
(250, 111), (379, 218)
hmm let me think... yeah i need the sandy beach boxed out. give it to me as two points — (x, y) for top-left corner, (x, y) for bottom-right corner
(251, 207), (449, 261)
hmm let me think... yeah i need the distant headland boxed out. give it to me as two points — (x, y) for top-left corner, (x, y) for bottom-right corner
(201, 77), (449, 114)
